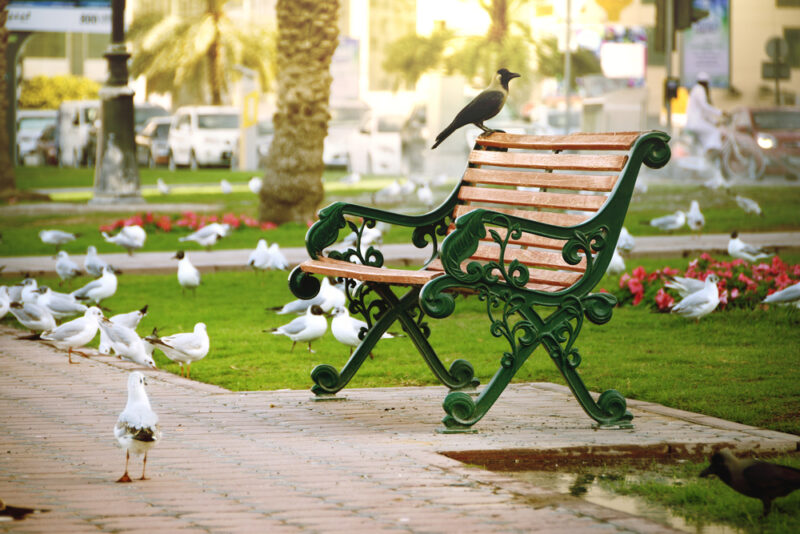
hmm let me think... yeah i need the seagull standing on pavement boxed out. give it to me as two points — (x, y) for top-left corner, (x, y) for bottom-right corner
(36, 286), (87, 320)
(687, 200), (705, 233)
(38, 229), (76, 252)
(248, 240), (288, 271)
(270, 305), (327, 353)
(728, 231), (772, 262)
(99, 305), (148, 355)
(156, 178), (170, 195)
(9, 301), (56, 333)
(55, 251), (82, 285)
(671, 274), (720, 321)
(84, 245), (110, 278)
(617, 227), (635, 253)
(762, 282), (800, 307)
(646, 210), (686, 232)
(39, 307), (103, 364)
(98, 317), (157, 368)
(71, 266), (118, 304)
(115, 371), (161, 483)
(102, 225), (147, 255)
(220, 179), (232, 194)
(173, 251), (201, 296)
(146, 323), (209, 378)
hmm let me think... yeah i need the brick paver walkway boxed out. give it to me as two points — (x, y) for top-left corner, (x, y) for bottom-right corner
(1, 327), (797, 533)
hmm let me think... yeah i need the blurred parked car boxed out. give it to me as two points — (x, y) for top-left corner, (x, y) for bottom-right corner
(134, 103), (169, 133)
(348, 113), (404, 175)
(16, 109), (57, 165)
(57, 100), (99, 167)
(168, 106), (239, 169)
(135, 116), (172, 167)
(729, 106), (800, 179)
(324, 100), (370, 168)
(33, 123), (58, 166)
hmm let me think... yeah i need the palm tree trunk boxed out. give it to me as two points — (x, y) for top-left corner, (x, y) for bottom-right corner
(259, 0), (339, 224)
(207, 0), (223, 105)
(0, 0), (18, 194)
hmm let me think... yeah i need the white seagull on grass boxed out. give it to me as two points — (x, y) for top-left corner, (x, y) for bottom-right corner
(55, 251), (82, 284)
(762, 282), (800, 307)
(671, 274), (720, 321)
(270, 305), (327, 353)
(248, 176), (262, 194)
(617, 227), (635, 253)
(84, 246), (110, 277)
(146, 323), (209, 378)
(734, 195), (762, 216)
(220, 179), (232, 194)
(646, 211), (686, 232)
(98, 317), (157, 368)
(687, 201), (705, 233)
(728, 231), (772, 262)
(269, 277), (344, 315)
(71, 266), (118, 304)
(39, 307), (103, 364)
(36, 286), (87, 320)
(173, 251), (201, 295)
(156, 178), (170, 195)
(115, 371), (161, 483)
(103, 225), (146, 255)
(179, 223), (230, 249)
(39, 229), (76, 251)
(330, 306), (399, 358)
(99, 305), (148, 355)
(606, 248), (626, 275)
(665, 276), (706, 298)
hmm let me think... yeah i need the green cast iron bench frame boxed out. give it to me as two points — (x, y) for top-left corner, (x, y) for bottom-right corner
(289, 130), (671, 431)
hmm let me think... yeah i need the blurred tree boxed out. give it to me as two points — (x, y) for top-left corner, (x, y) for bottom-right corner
(0, 0), (16, 194)
(382, 28), (453, 91)
(258, 0), (339, 224)
(534, 35), (602, 90)
(128, 0), (274, 105)
(20, 75), (100, 110)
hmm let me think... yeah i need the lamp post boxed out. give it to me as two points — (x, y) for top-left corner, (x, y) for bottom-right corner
(91, 0), (141, 204)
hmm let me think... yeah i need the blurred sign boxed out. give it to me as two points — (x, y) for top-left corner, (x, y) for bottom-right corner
(762, 62), (790, 80)
(766, 37), (789, 61)
(7, 1), (112, 34)
(681, 0), (730, 88)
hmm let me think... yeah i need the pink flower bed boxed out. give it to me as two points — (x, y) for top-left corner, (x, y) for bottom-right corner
(610, 254), (800, 312)
(99, 212), (278, 234)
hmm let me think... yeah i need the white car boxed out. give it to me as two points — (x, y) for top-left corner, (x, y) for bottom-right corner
(348, 113), (404, 175)
(16, 109), (56, 165)
(168, 106), (239, 169)
(57, 100), (99, 167)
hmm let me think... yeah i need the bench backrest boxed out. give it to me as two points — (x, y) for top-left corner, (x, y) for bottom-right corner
(427, 132), (642, 292)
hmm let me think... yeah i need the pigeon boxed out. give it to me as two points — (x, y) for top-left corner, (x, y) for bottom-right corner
(71, 266), (118, 304)
(103, 225), (147, 255)
(98, 317), (157, 368)
(416, 183), (434, 207)
(39, 307), (103, 364)
(734, 195), (762, 216)
(114, 371), (162, 483)
(606, 248), (626, 275)
(330, 306), (398, 357)
(727, 231), (771, 262)
(55, 251), (82, 284)
(270, 305), (327, 352)
(664, 276), (706, 298)
(248, 176), (262, 194)
(38, 229), (76, 251)
(146, 323), (209, 378)
(36, 286), (87, 320)
(99, 305), (148, 355)
(762, 281), (800, 307)
(220, 179), (232, 194)
(646, 211), (686, 232)
(156, 177), (170, 195)
(269, 277), (344, 315)
(700, 449), (800, 517)
(671, 274), (720, 321)
(617, 227), (635, 253)
(173, 250), (201, 295)
(84, 245), (110, 277)
(0, 287), (10, 320)
(9, 301), (56, 333)
(686, 200), (704, 233)
(178, 223), (230, 249)
(0, 498), (49, 521)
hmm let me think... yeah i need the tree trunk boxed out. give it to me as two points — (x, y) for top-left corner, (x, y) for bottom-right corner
(207, 0), (223, 105)
(259, 0), (339, 224)
(0, 0), (18, 194)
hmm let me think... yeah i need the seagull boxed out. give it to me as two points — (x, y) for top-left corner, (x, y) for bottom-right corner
(416, 183), (434, 207)
(646, 210), (686, 232)
(734, 195), (762, 216)
(703, 169), (729, 190)
(20, 280), (41, 304)
(399, 179), (416, 196)
(617, 227), (635, 253)
(146, 323), (209, 378)
(173, 251), (201, 295)
(248, 176), (262, 194)
(700, 449), (800, 517)
(269, 305), (327, 352)
(341, 172), (361, 184)
(55, 251), (82, 285)
(664, 276), (706, 298)
(99, 305), (148, 355)
(39, 307), (103, 364)
(728, 231), (772, 262)
(269, 277), (341, 315)
(71, 266), (118, 304)
(8, 278), (37, 304)
(178, 223), (230, 249)
(114, 371), (162, 483)
(342, 226), (383, 248)
(606, 248), (626, 275)
(35, 286), (87, 320)
(373, 180), (402, 204)
(0, 498), (49, 521)
(671, 274), (720, 321)
(103, 225), (146, 255)
(220, 179), (232, 194)
(84, 245), (110, 277)
(762, 282), (800, 307)
(98, 317), (157, 368)
(156, 177), (170, 195)
(265, 243), (288, 270)
(38, 229), (76, 251)
(9, 301), (56, 333)
(248, 240), (288, 271)
(686, 200), (704, 233)
(0, 287), (10, 320)
(330, 306), (398, 358)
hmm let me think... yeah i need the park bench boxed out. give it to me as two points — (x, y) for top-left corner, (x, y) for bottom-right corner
(289, 130), (671, 432)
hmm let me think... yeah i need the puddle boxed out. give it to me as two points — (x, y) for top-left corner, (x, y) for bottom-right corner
(509, 470), (739, 534)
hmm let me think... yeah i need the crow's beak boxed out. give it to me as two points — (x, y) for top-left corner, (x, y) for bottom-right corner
(509, 71), (521, 79)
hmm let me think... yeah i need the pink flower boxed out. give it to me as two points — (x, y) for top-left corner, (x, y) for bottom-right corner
(619, 273), (631, 289)
(260, 221), (277, 230)
(632, 266), (646, 281)
(627, 278), (644, 302)
(655, 288), (674, 310)
(662, 266), (680, 276)
(730, 287), (740, 299)
(718, 289), (728, 308)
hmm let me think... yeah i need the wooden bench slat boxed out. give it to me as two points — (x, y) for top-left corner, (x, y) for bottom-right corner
(453, 204), (588, 227)
(464, 168), (617, 192)
(301, 258), (442, 286)
(446, 224), (566, 250)
(473, 131), (641, 150)
(459, 185), (607, 212)
(427, 259), (581, 288)
(469, 150), (628, 171)
(469, 243), (585, 272)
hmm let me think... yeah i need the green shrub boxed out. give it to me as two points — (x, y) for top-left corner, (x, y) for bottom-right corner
(19, 75), (100, 110)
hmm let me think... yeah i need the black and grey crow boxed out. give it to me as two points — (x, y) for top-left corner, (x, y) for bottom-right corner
(699, 449), (800, 516)
(431, 68), (520, 149)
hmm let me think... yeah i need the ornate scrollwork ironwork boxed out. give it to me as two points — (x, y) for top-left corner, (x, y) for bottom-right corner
(412, 215), (452, 265)
(343, 280), (388, 335)
(479, 287), (538, 370)
(327, 218), (384, 267)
